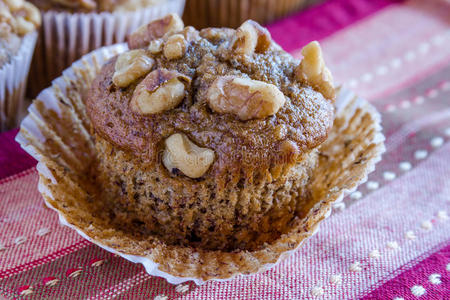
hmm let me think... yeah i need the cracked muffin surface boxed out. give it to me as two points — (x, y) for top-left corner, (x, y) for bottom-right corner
(86, 14), (335, 251)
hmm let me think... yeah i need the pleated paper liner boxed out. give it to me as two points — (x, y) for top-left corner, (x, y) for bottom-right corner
(16, 44), (385, 285)
(0, 32), (37, 131)
(27, 0), (186, 97)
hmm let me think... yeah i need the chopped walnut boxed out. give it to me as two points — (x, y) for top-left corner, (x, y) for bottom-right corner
(295, 41), (335, 100)
(112, 49), (154, 88)
(130, 68), (190, 114)
(163, 34), (187, 60)
(128, 13), (184, 49)
(231, 20), (272, 55)
(163, 133), (215, 179)
(206, 75), (286, 120)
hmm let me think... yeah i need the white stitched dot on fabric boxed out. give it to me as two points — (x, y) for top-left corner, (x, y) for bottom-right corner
(37, 228), (50, 237)
(405, 230), (417, 240)
(393, 297), (405, 300)
(369, 249), (381, 259)
(413, 96), (425, 104)
(383, 171), (396, 181)
(361, 73), (373, 83)
(399, 161), (412, 171)
(175, 284), (190, 293)
(330, 274), (342, 285)
(350, 191), (363, 200)
(19, 287), (33, 296)
(67, 268), (82, 278)
(414, 150), (428, 160)
(45, 279), (60, 287)
(348, 79), (358, 88)
(405, 51), (416, 61)
(91, 259), (104, 267)
(411, 285), (426, 297)
(429, 273), (442, 285)
(376, 66), (388, 76)
(366, 181), (379, 190)
(421, 220), (433, 231)
(350, 261), (362, 272)
(440, 81), (450, 91)
(390, 58), (402, 69)
(154, 296), (168, 300)
(445, 128), (450, 137)
(14, 236), (27, 245)
(386, 104), (396, 112)
(431, 34), (445, 46)
(437, 210), (448, 220)
(426, 89), (439, 99)
(387, 241), (400, 250)
(400, 100), (411, 109)
(430, 137), (444, 148)
(333, 202), (346, 212)
(0, 243), (5, 251)
(446, 263), (450, 271)
(418, 42), (430, 54)
(311, 286), (324, 297)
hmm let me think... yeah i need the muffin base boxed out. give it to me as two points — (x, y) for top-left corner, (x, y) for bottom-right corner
(17, 45), (384, 284)
(95, 133), (318, 251)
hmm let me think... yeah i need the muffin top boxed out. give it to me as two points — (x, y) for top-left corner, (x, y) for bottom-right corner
(86, 14), (335, 180)
(29, 0), (165, 12)
(0, 0), (40, 67)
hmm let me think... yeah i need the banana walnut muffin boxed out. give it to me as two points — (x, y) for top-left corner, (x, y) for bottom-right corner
(86, 14), (336, 251)
(29, 0), (165, 12)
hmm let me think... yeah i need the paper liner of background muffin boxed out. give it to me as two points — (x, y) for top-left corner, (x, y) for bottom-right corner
(183, 0), (320, 28)
(16, 44), (385, 285)
(0, 32), (37, 131)
(26, 0), (185, 98)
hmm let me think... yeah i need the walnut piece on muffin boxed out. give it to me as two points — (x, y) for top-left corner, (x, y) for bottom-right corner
(86, 15), (336, 251)
(0, 0), (41, 67)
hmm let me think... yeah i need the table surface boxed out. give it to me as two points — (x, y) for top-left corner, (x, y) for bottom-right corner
(1, 0), (449, 299)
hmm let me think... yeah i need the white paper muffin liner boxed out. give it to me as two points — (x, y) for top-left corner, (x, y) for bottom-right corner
(27, 0), (185, 97)
(16, 44), (385, 285)
(0, 32), (37, 131)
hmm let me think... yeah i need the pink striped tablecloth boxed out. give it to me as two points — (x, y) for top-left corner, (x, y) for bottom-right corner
(1, 0), (449, 298)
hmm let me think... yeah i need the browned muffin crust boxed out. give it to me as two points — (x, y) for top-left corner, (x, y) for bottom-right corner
(86, 30), (334, 183)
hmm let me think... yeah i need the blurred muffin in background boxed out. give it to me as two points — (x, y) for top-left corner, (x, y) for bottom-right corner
(183, 0), (322, 29)
(29, 0), (166, 12)
(27, 0), (186, 97)
(0, 0), (40, 131)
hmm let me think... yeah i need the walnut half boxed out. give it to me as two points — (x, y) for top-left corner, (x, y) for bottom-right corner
(163, 34), (187, 60)
(295, 41), (335, 100)
(163, 133), (215, 178)
(206, 75), (286, 121)
(112, 49), (154, 88)
(130, 68), (190, 115)
(128, 14), (184, 49)
(231, 20), (272, 55)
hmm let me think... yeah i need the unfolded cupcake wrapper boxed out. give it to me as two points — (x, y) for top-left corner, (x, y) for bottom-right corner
(27, 0), (185, 97)
(16, 44), (385, 285)
(183, 0), (319, 28)
(0, 32), (37, 131)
